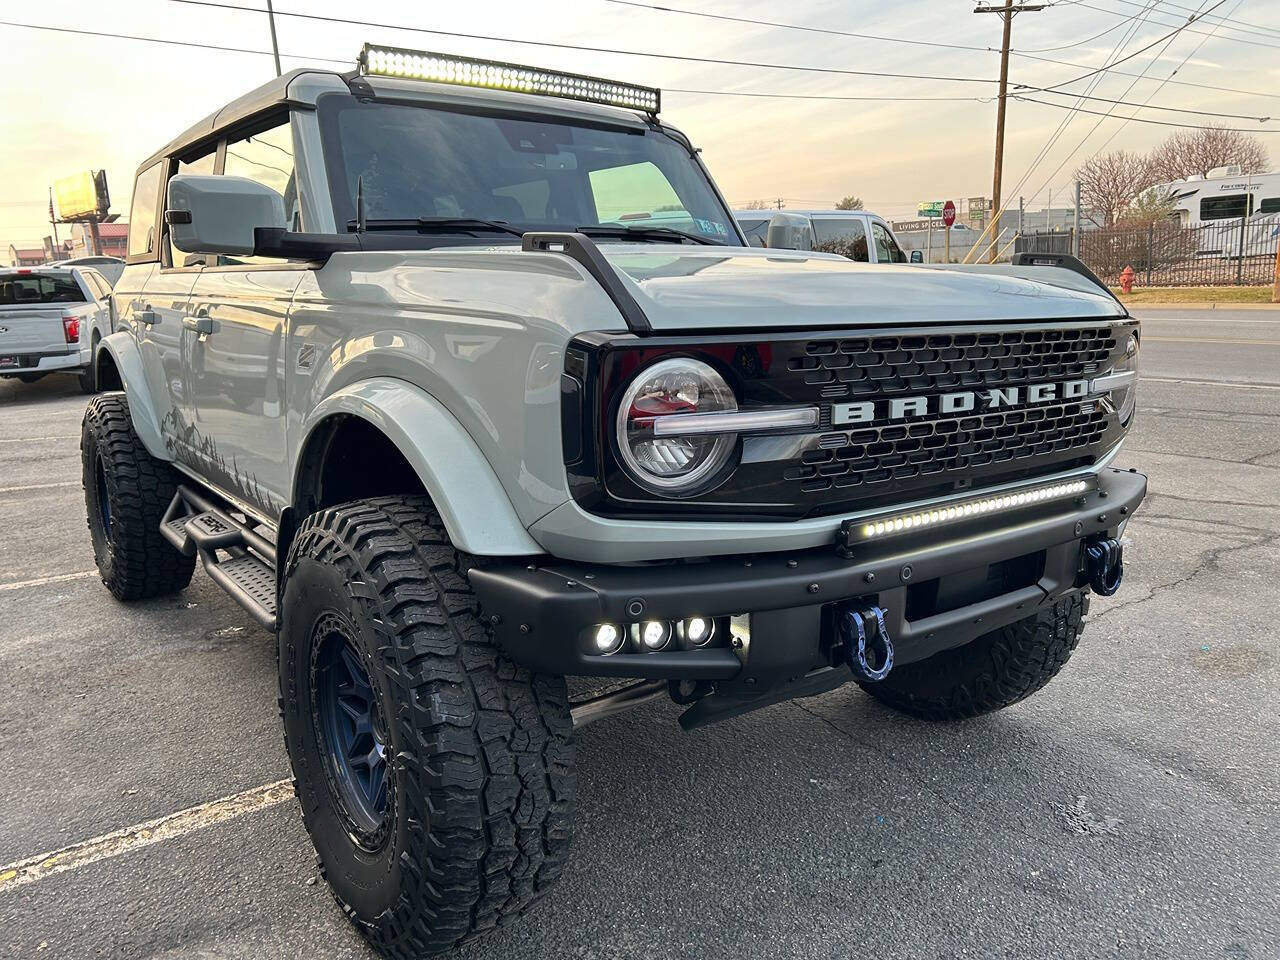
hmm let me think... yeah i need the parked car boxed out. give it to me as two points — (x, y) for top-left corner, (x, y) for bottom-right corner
(0, 265), (113, 391)
(53, 255), (126, 286)
(733, 209), (912, 262)
(84, 48), (1145, 958)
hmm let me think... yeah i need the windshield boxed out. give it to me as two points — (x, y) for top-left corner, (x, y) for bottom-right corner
(318, 97), (737, 244)
(0, 272), (86, 305)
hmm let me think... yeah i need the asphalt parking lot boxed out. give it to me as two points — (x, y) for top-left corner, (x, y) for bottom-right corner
(1, 307), (1277, 960)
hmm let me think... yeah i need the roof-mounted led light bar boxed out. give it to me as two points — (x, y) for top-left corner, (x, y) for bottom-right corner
(856, 479), (1090, 541)
(358, 44), (661, 115)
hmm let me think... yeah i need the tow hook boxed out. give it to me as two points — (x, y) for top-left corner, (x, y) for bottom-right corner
(1084, 537), (1124, 596)
(841, 606), (895, 683)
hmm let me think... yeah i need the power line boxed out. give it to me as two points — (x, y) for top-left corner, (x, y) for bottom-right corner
(1015, 6), (1156, 51)
(594, 0), (994, 53)
(1017, 0), (1229, 92)
(150, 0), (1280, 103)
(1016, 94), (1280, 130)
(1084, 0), (1280, 43)
(161, 0), (1002, 85)
(1020, 0), (1212, 208)
(1076, 0), (1250, 165)
(1032, 87), (1273, 122)
(0, 18), (351, 63)
(668, 88), (990, 103)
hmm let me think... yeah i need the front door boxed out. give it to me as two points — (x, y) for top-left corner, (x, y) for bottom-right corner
(184, 268), (305, 519)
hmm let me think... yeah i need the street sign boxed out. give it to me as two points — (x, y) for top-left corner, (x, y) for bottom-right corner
(917, 201), (944, 219)
(942, 200), (956, 228)
(968, 196), (988, 222)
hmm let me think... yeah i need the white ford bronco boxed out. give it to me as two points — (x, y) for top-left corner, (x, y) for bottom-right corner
(82, 46), (1145, 957)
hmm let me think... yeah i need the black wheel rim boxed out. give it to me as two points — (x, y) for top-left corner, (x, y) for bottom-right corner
(94, 454), (111, 538)
(313, 616), (390, 846)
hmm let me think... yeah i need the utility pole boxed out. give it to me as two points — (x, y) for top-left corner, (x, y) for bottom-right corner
(975, 1), (1045, 262)
(775, 198), (784, 210)
(265, 0), (283, 77)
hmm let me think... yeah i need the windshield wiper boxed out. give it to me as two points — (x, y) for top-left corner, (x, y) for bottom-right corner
(345, 216), (525, 238)
(576, 224), (722, 246)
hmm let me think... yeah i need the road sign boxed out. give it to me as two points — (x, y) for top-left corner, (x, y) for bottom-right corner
(917, 201), (944, 219)
(942, 200), (956, 228)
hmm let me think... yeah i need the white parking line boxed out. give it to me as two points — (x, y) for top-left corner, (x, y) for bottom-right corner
(0, 571), (97, 592)
(1142, 376), (1280, 391)
(0, 436), (78, 444)
(1143, 336), (1280, 346)
(0, 780), (294, 893)
(0, 481), (78, 493)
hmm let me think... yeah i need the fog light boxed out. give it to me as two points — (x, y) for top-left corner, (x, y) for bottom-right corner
(679, 617), (715, 647)
(593, 623), (623, 655)
(633, 620), (672, 651)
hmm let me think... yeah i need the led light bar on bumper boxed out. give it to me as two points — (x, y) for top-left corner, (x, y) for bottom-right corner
(358, 44), (661, 114)
(854, 478), (1091, 541)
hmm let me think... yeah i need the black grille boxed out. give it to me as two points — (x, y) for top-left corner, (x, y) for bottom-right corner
(788, 327), (1117, 401)
(570, 320), (1135, 521)
(783, 401), (1110, 495)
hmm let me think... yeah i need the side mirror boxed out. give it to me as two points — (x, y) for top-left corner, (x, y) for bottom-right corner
(765, 213), (813, 251)
(166, 174), (285, 256)
(910, 250), (923, 263)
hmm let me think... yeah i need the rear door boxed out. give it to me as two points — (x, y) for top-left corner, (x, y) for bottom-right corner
(127, 160), (204, 458)
(0, 270), (85, 371)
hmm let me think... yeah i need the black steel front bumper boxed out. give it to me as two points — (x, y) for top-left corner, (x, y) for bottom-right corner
(470, 467), (1146, 727)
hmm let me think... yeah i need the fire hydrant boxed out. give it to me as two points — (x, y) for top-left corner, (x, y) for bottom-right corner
(1119, 265), (1136, 294)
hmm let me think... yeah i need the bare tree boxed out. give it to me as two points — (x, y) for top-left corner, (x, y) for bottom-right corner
(1148, 124), (1269, 182)
(834, 196), (864, 210)
(1075, 150), (1157, 227)
(741, 199), (771, 210)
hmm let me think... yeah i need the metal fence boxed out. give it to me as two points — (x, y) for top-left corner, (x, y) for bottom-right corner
(1017, 219), (1280, 287)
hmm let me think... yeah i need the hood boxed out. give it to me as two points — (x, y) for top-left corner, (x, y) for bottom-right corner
(593, 245), (1124, 331)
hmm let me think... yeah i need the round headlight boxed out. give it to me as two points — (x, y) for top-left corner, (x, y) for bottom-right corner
(615, 358), (737, 495)
(1113, 332), (1139, 424)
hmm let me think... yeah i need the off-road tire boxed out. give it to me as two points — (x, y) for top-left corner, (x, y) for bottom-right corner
(81, 393), (196, 600)
(857, 594), (1088, 721)
(279, 496), (575, 957)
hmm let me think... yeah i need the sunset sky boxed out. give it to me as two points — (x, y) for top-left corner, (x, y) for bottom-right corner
(3, 0), (1279, 251)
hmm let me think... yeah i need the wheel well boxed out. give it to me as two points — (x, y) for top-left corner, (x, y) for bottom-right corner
(294, 415), (426, 517)
(96, 347), (123, 391)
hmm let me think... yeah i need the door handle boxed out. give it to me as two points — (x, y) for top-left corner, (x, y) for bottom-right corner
(135, 309), (158, 326)
(183, 315), (214, 336)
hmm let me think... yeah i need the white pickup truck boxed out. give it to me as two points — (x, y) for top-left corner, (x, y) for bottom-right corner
(0, 265), (114, 392)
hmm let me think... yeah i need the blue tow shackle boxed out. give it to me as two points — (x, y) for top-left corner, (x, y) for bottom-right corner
(1084, 537), (1124, 597)
(842, 606), (895, 683)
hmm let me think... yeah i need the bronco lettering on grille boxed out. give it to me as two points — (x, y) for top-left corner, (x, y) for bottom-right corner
(832, 378), (1090, 426)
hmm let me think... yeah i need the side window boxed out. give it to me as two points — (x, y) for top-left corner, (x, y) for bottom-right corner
(127, 163), (163, 260)
(1259, 197), (1280, 214)
(221, 121), (297, 264)
(871, 222), (903, 263)
(1200, 194), (1251, 221)
(167, 150), (216, 268)
(812, 217), (868, 261)
(83, 273), (106, 300)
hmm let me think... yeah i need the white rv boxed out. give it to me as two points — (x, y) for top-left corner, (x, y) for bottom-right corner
(1161, 166), (1280, 226)
(1158, 167), (1280, 257)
